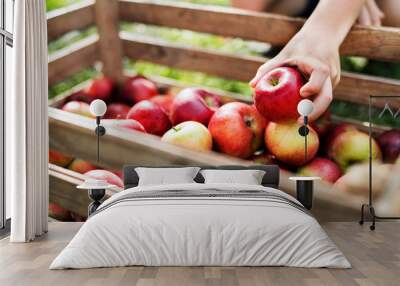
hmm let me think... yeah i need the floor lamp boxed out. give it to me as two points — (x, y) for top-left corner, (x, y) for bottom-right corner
(359, 95), (400, 230)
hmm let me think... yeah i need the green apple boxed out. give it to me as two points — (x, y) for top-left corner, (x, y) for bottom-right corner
(162, 121), (212, 152)
(327, 130), (381, 171)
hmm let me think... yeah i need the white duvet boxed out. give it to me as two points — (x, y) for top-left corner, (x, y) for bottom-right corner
(50, 183), (351, 269)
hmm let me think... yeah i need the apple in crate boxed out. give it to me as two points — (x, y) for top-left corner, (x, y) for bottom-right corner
(126, 100), (171, 136)
(150, 94), (174, 116)
(122, 76), (157, 104)
(49, 150), (74, 167)
(84, 169), (124, 188)
(377, 130), (400, 163)
(208, 102), (266, 159)
(49, 203), (72, 221)
(170, 88), (221, 126)
(265, 121), (319, 166)
(323, 123), (357, 152)
(162, 121), (212, 152)
(104, 119), (146, 133)
(85, 76), (114, 103)
(254, 67), (304, 122)
(61, 101), (94, 118)
(104, 103), (131, 119)
(298, 157), (342, 183)
(69, 158), (97, 174)
(327, 129), (381, 170)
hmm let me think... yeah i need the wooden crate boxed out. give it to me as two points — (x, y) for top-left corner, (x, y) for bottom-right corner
(47, 0), (400, 221)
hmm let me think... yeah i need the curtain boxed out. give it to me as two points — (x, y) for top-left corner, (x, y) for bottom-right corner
(7, 0), (48, 242)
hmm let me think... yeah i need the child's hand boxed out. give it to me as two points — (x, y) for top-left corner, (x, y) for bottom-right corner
(250, 33), (339, 122)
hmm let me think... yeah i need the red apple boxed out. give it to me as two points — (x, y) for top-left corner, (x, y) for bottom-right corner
(377, 130), (400, 163)
(162, 121), (212, 152)
(170, 88), (221, 126)
(324, 123), (357, 149)
(49, 150), (74, 167)
(126, 100), (171, 136)
(84, 76), (114, 103)
(265, 121), (319, 166)
(254, 67), (305, 122)
(61, 101), (94, 118)
(104, 103), (131, 119)
(103, 119), (146, 133)
(84, 169), (124, 188)
(49, 203), (72, 221)
(298, 157), (342, 183)
(327, 129), (381, 170)
(208, 102), (266, 159)
(112, 170), (123, 180)
(122, 76), (157, 104)
(68, 159), (97, 174)
(150, 94), (174, 116)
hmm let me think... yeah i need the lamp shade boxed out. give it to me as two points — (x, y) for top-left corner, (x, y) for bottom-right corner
(297, 99), (314, 116)
(90, 99), (107, 117)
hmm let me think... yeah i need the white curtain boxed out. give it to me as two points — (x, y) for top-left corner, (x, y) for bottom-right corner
(7, 0), (49, 242)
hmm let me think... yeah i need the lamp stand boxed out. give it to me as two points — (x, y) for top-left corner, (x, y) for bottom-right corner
(359, 95), (400, 230)
(95, 116), (106, 163)
(298, 116), (309, 163)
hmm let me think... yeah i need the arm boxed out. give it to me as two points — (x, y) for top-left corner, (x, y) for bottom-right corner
(250, 0), (367, 122)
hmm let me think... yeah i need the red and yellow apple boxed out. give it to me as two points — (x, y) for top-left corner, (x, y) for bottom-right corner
(126, 100), (171, 136)
(84, 169), (124, 188)
(68, 158), (97, 174)
(327, 129), (381, 170)
(254, 67), (305, 122)
(104, 103), (131, 119)
(61, 101), (94, 118)
(170, 88), (221, 126)
(49, 150), (74, 167)
(265, 121), (319, 166)
(298, 157), (342, 183)
(208, 102), (266, 159)
(162, 121), (212, 152)
(122, 76), (157, 104)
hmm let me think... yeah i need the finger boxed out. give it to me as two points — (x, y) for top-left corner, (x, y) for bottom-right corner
(307, 78), (333, 122)
(299, 66), (329, 98)
(358, 6), (372, 26)
(367, 0), (384, 26)
(249, 59), (281, 87)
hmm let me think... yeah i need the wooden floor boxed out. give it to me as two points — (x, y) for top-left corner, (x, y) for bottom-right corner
(0, 222), (399, 286)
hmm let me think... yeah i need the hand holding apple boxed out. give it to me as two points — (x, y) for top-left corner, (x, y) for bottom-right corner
(254, 67), (304, 122)
(162, 121), (212, 152)
(208, 102), (266, 159)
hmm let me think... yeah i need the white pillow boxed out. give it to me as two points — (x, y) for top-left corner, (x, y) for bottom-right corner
(200, 169), (266, 185)
(135, 167), (200, 186)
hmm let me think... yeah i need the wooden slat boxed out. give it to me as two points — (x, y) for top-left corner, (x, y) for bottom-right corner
(48, 35), (99, 86)
(47, 0), (95, 42)
(121, 34), (400, 107)
(119, 0), (400, 62)
(95, 0), (124, 83)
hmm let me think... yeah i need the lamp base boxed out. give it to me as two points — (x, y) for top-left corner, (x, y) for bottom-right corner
(298, 126), (309, 136)
(360, 203), (400, 231)
(95, 125), (106, 136)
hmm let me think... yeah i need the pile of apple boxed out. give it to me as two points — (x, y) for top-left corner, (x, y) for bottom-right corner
(55, 69), (400, 202)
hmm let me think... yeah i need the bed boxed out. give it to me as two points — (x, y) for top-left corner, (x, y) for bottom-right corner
(50, 165), (350, 269)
